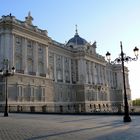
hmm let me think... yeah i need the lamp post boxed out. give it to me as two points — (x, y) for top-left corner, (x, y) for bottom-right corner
(0, 59), (15, 117)
(106, 41), (139, 122)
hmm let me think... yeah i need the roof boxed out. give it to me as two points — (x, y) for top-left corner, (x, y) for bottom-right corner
(67, 34), (87, 46)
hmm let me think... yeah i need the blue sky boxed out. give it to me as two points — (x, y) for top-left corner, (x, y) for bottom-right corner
(1, 0), (140, 99)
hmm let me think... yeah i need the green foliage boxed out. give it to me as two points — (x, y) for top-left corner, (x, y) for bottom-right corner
(132, 99), (140, 106)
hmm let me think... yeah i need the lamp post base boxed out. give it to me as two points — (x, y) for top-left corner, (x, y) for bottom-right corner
(123, 115), (131, 122)
(4, 112), (8, 117)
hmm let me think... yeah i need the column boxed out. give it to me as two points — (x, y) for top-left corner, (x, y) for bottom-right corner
(4, 33), (9, 59)
(0, 33), (6, 61)
(34, 42), (39, 75)
(96, 86), (99, 101)
(92, 62), (95, 84)
(0, 34), (2, 61)
(100, 65), (103, 84)
(84, 61), (87, 83)
(83, 59), (86, 83)
(41, 87), (45, 102)
(17, 85), (23, 102)
(10, 34), (15, 68)
(89, 61), (92, 84)
(22, 86), (24, 102)
(45, 46), (49, 76)
(86, 61), (89, 83)
(62, 56), (65, 83)
(54, 54), (57, 82)
(97, 64), (100, 84)
(126, 73), (129, 89)
(30, 86), (33, 102)
(94, 63), (97, 84)
(104, 67), (108, 86)
(78, 58), (86, 84)
(69, 58), (72, 84)
(43, 46), (48, 76)
(22, 38), (28, 74)
(17, 85), (20, 102)
(77, 59), (81, 83)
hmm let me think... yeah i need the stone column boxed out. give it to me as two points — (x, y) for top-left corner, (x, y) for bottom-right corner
(104, 67), (108, 86)
(96, 64), (100, 84)
(83, 59), (87, 84)
(10, 34), (15, 68)
(0, 33), (7, 61)
(100, 65), (103, 84)
(34, 42), (39, 75)
(22, 38), (28, 74)
(87, 61), (89, 83)
(0, 34), (2, 61)
(62, 56), (65, 83)
(89, 61), (92, 84)
(77, 59), (80, 83)
(78, 58), (86, 84)
(4, 33), (10, 59)
(94, 63), (97, 84)
(21, 86), (24, 102)
(43, 46), (47, 76)
(30, 86), (33, 102)
(41, 87), (45, 102)
(46, 46), (49, 73)
(103, 67), (106, 85)
(54, 54), (57, 82)
(84, 61), (87, 83)
(96, 89), (99, 101)
(17, 85), (20, 102)
(126, 73), (129, 89)
(69, 58), (72, 84)
(92, 62), (95, 84)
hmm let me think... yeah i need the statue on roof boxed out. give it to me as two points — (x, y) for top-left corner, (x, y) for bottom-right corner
(92, 41), (97, 48)
(25, 11), (33, 25)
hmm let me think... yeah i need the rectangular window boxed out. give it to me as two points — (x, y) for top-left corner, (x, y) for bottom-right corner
(16, 36), (22, 45)
(18, 86), (22, 96)
(42, 88), (45, 97)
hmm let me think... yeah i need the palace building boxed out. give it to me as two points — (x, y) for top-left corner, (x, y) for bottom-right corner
(0, 13), (131, 113)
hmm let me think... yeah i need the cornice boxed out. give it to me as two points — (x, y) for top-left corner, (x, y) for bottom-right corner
(49, 43), (74, 57)
(0, 20), (52, 45)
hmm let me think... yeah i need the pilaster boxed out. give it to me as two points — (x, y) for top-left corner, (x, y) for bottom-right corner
(22, 38), (28, 74)
(43, 46), (47, 76)
(34, 42), (39, 75)
(0, 34), (4, 62)
(62, 56), (65, 83)
(54, 53), (57, 82)
(46, 46), (49, 76)
(69, 58), (72, 84)
(8, 33), (15, 68)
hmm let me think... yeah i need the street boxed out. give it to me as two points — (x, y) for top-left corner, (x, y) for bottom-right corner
(0, 113), (140, 140)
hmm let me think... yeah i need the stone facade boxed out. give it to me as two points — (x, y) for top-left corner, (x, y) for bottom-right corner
(0, 13), (131, 113)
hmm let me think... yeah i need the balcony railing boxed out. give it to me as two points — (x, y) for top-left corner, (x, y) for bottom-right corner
(16, 69), (24, 74)
(40, 73), (46, 77)
(29, 72), (36, 75)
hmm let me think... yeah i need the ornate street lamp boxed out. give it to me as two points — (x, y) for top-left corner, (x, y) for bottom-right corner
(106, 41), (139, 122)
(0, 59), (15, 117)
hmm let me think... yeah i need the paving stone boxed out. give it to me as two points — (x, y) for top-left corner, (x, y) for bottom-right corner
(0, 113), (139, 140)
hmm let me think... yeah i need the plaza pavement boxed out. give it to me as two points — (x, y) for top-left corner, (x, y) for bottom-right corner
(0, 113), (140, 140)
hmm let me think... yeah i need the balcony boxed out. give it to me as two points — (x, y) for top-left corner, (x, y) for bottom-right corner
(29, 72), (36, 76)
(40, 73), (46, 77)
(16, 69), (24, 74)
